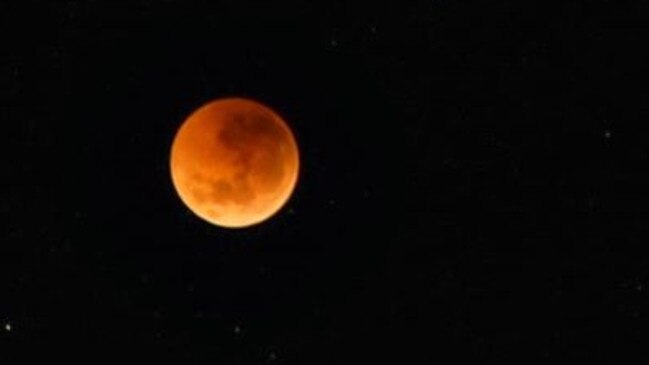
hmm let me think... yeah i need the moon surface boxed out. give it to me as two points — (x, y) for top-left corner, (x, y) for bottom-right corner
(170, 97), (299, 228)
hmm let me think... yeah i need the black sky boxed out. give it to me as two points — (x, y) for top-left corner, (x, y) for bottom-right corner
(2, 0), (649, 363)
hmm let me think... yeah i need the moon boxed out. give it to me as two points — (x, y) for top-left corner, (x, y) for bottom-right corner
(170, 97), (299, 228)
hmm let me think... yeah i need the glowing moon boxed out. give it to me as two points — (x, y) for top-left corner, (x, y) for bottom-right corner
(170, 97), (299, 228)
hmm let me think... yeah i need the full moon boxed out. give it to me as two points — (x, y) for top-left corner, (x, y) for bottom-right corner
(170, 97), (299, 228)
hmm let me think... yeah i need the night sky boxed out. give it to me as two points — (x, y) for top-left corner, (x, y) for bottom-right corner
(2, 1), (649, 362)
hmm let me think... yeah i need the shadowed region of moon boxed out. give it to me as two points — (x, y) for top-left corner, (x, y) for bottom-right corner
(170, 98), (300, 228)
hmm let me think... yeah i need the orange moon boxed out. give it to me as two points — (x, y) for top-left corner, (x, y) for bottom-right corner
(170, 97), (299, 228)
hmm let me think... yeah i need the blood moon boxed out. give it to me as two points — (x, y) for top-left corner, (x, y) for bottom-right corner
(170, 98), (299, 228)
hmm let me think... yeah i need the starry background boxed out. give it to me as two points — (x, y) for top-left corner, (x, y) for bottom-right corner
(2, 0), (649, 363)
